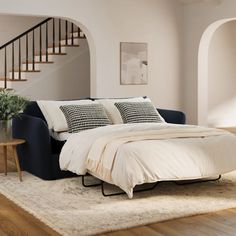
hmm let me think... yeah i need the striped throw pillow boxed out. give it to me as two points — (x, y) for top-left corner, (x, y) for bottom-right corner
(114, 102), (164, 123)
(60, 104), (111, 133)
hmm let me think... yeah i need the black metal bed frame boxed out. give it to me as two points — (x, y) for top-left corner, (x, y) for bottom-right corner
(81, 174), (222, 197)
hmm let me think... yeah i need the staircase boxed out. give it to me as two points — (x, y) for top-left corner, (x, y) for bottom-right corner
(0, 17), (86, 90)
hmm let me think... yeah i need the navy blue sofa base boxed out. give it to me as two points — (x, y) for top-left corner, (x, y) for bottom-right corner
(13, 101), (186, 180)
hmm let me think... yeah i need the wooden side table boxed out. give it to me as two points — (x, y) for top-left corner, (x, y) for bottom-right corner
(0, 139), (25, 181)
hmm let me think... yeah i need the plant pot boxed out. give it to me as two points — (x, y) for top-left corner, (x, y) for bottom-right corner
(0, 120), (12, 142)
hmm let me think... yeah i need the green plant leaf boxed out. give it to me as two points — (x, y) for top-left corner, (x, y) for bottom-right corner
(0, 90), (29, 120)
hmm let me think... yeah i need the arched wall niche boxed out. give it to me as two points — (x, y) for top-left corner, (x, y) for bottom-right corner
(0, 12), (96, 98)
(198, 17), (236, 126)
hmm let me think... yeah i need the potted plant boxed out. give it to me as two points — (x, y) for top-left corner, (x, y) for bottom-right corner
(0, 89), (29, 142)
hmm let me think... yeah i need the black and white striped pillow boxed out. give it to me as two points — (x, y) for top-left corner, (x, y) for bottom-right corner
(114, 102), (164, 123)
(60, 104), (111, 133)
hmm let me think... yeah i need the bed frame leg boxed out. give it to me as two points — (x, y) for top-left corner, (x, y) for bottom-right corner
(82, 175), (102, 187)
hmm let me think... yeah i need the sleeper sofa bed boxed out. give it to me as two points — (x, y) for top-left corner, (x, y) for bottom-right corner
(12, 101), (186, 180)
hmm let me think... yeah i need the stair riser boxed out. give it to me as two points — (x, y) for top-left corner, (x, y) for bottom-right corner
(21, 64), (40, 71)
(9, 72), (27, 80)
(47, 47), (66, 54)
(70, 32), (85, 38)
(0, 81), (6, 88)
(60, 38), (79, 46)
(34, 55), (53, 62)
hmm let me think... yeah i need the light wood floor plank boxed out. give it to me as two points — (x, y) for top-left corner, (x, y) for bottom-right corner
(0, 194), (60, 236)
(177, 215), (231, 236)
(104, 230), (136, 236)
(196, 215), (236, 236)
(130, 226), (165, 236)
(149, 223), (184, 236)
(213, 209), (236, 227)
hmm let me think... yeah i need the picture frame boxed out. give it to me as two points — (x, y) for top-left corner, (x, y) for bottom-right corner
(120, 42), (148, 85)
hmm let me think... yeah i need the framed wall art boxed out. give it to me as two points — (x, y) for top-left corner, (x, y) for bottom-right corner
(120, 42), (148, 85)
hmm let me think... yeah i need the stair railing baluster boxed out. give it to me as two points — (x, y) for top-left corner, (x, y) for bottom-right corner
(40, 25), (42, 62)
(4, 47), (7, 88)
(53, 18), (55, 53)
(0, 17), (85, 89)
(26, 33), (28, 71)
(18, 38), (21, 80)
(71, 23), (74, 45)
(12, 42), (14, 80)
(46, 21), (48, 62)
(65, 20), (68, 45)
(59, 19), (61, 53)
(32, 30), (35, 71)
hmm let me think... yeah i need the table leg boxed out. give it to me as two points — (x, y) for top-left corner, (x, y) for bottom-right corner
(12, 145), (22, 182)
(3, 146), (7, 175)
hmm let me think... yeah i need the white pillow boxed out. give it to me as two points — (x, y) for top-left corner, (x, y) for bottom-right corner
(37, 100), (97, 132)
(98, 97), (165, 124)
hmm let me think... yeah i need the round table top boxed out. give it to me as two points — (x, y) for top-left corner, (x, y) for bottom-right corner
(0, 139), (25, 146)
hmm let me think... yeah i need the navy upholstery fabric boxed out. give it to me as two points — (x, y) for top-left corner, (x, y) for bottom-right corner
(157, 108), (186, 125)
(13, 102), (77, 180)
(12, 101), (186, 180)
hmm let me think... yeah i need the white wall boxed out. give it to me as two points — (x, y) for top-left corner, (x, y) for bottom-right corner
(0, 0), (184, 111)
(93, 0), (183, 111)
(208, 20), (236, 127)
(0, 15), (44, 45)
(182, 0), (236, 124)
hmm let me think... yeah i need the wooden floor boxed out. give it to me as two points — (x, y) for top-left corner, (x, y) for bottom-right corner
(1, 148), (236, 236)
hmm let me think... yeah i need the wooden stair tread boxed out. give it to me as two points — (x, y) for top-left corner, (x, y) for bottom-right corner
(47, 44), (79, 48)
(10, 70), (41, 72)
(22, 61), (54, 64)
(34, 52), (67, 56)
(0, 78), (27, 82)
(61, 36), (80, 41)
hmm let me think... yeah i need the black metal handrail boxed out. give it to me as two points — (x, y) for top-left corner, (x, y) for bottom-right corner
(1, 17), (85, 89)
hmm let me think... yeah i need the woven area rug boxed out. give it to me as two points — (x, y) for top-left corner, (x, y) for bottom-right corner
(1, 172), (236, 236)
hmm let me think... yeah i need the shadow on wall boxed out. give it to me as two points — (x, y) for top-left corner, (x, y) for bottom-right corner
(208, 97), (236, 127)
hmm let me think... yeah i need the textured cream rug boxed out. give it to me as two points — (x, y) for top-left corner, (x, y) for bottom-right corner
(1, 172), (236, 236)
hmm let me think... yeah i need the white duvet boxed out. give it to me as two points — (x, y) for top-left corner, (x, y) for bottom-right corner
(59, 123), (236, 198)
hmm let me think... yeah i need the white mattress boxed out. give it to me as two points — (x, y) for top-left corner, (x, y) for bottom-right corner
(50, 130), (72, 141)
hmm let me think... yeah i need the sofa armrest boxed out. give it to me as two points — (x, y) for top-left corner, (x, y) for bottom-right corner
(157, 108), (186, 124)
(12, 114), (53, 178)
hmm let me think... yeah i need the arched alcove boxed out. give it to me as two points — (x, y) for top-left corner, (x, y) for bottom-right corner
(0, 14), (95, 100)
(198, 18), (236, 126)
(208, 20), (236, 127)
